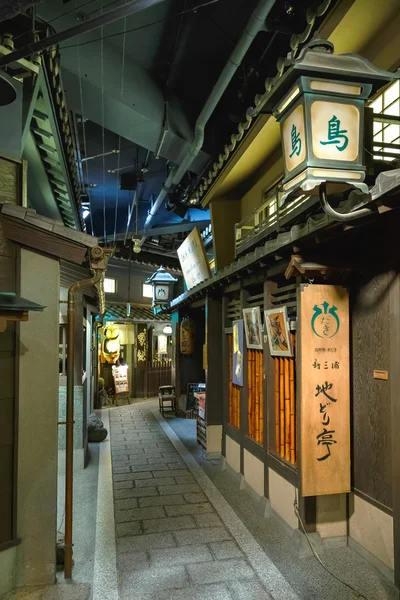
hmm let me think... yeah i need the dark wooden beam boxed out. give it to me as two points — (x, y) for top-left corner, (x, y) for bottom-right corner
(390, 273), (400, 588)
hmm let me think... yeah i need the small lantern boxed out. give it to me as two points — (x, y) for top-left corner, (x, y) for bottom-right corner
(263, 36), (398, 200)
(145, 266), (178, 311)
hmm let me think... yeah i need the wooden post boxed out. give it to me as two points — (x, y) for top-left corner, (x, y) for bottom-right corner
(260, 351), (263, 445)
(274, 358), (279, 453)
(279, 357), (284, 456)
(229, 334), (232, 425)
(248, 350), (252, 437)
(290, 333), (296, 464)
(284, 357), (290, 461)
(255, 350), (260, 442)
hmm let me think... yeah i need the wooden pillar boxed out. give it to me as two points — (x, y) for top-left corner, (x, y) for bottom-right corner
(239, 287), (248, 474)
(296, 280), (316, 533)
(205, 295), (223, 426)
(390, 272), (400, 588)
(222, 296), (229, 438)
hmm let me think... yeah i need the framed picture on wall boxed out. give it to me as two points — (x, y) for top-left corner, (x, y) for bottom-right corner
(243, 307), (263, 350)
(232, 320), (244, 386)
(264, 306), (293, 357)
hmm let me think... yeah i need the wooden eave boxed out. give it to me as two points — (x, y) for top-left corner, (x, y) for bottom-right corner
(0, 203), (98, 266)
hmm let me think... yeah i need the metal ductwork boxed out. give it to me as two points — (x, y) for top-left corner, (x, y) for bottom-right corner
(140, 0), (277, 243)
(0, 0), (167, 69)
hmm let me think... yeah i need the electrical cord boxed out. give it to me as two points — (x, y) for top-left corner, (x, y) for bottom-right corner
(293, 498), (370, 600)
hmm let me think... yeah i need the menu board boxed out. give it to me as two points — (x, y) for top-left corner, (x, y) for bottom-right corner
(186, 382), (206, 411)
(112, 364), (129, 394)
(299, 284), (350, 497)
(177, 228), (211, 290)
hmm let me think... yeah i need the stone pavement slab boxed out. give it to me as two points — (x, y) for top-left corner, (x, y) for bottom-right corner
(174, 527), (232, 546)
(119, 564), (189, 598)
(138, 494), (187, 508)
(117, 532), (177, 553)
(149, 544), (213, 567)
(142, 515), (196, 534)
(115, 506), (165, 523)
(186, 558), (256, 585)
(156, 583), (233, 600)
(165, 502), (214, 517)
(228, 580), (274, 599)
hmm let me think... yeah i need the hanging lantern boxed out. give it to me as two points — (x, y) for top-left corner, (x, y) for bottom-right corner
(145, 266), (178, 313)
(261, 35), (398, 202)
(180, 317), (195, 355)
(102, 323), (120, 364)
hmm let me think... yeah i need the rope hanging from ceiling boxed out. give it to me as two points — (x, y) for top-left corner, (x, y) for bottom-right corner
(113, 4), (127, 247)
(76, 2), (94, 235)
(100, 0), (106, 240)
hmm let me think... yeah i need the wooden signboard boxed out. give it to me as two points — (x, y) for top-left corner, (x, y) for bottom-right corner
(177, 227), (211, 290)
(299, 284), (350, 496)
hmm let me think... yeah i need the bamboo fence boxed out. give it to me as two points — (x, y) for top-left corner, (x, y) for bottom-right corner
(247, 349), (264, 444)
(228, 335), (240, 429)
(274, 333), (296, 464)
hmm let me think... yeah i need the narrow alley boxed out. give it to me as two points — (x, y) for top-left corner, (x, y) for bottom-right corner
(90, 401), (396, 600)
(0, 1), (400, 598)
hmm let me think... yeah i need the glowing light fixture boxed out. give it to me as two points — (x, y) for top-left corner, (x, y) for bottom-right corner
(262, 36), (398, 201)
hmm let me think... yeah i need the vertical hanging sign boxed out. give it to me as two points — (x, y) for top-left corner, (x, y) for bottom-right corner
(300, 284), (350, 496)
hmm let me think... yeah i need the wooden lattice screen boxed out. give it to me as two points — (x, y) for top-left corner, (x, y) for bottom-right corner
(274, 333), (296, 464)
(228, 334), (240, 428)
(248, 349), (264, 444)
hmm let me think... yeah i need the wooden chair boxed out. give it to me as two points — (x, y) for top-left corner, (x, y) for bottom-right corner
(158, 385), (176, 417)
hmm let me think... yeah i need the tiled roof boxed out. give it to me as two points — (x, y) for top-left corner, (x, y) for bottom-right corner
(196, 1), (334, 204)
(104, 303), (171, 322)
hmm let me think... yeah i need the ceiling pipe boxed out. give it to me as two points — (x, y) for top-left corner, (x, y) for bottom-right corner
(0, 0), (167, 69)
(140, 0), (276, 243)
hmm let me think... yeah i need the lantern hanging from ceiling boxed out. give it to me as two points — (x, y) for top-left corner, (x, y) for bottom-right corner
(262, 35), (398, 202)
(145, 266), (178, 312)
(180, 317), (195, 355)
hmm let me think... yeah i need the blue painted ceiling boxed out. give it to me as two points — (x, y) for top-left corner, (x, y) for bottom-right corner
(1, 0), (331, 265)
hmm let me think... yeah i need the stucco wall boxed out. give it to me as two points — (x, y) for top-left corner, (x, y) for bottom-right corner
(243, 449), (264, 497)
(16, 249), (59, 586)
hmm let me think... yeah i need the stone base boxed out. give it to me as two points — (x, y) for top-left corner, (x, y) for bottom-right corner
(57, 449), (84, 474)
(1, 584), (91, 600)
(291, 529), (325, 558)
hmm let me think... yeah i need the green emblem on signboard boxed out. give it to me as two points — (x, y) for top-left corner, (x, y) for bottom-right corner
(311, 301), (340, 338)
(289, 124), (302, 157)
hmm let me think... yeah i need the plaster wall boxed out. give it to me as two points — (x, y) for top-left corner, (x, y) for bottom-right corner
(349, 493), (394, 570)
(243, 449), (264, 497)
(16, 249), (59, 586)
(316, 494), (347, 538)
(0, 547), (16, 597)
(225, 435), (241, 473)
(207, 425), (222, 456)
(240, 154), (283, 221)
(268, 468), (298, 530)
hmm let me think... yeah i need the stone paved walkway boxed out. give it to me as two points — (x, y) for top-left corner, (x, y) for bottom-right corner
(109, 403), (297, 600)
